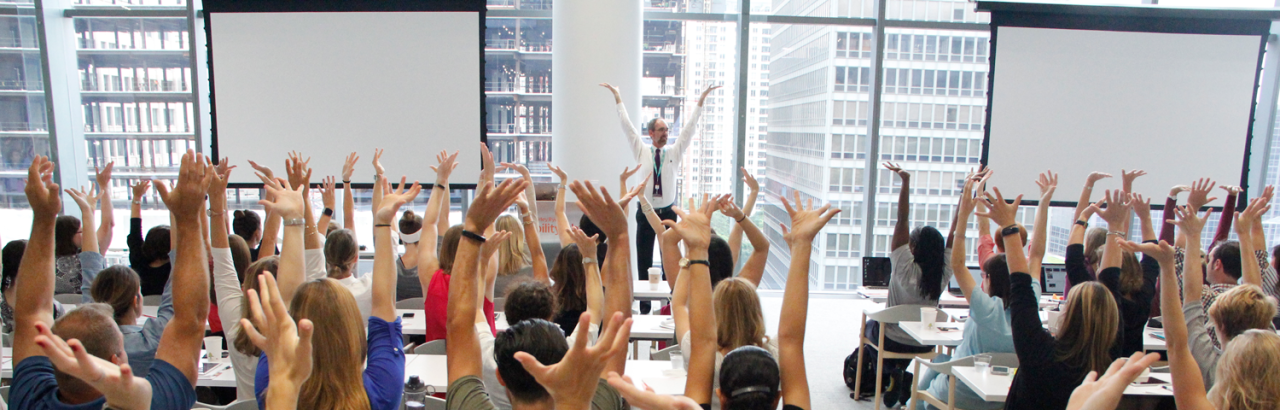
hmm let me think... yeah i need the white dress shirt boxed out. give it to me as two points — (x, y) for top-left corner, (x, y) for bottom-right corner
(616, 102), (705, 209)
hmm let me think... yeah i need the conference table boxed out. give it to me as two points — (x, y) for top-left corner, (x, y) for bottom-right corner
(952, 365), (1174, 402)
(633, 280), (673, 301)
(899, 321), (966, 347)
(407, 310), (676, 342)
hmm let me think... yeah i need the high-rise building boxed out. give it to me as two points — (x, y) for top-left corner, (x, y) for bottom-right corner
(0, 4), (51, 206)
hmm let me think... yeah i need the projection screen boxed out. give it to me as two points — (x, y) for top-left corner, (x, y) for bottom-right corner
(978, 2), (1273, 207)
(204, 1), (484, 186)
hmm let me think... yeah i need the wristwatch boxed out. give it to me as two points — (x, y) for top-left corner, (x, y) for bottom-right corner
(323, 207), (335, 217)
(283, 217), (305, 226)
(679, 258), (710, 268)
(1001, 224), (1020, 237)
(582, 257), (597, 265)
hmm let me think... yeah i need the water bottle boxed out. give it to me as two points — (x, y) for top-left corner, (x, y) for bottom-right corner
(402, 375), (427, 410)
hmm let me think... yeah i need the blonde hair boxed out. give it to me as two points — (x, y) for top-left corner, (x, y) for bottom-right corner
(1054, 282), (1119, 375)
(495, 215), (531, 276)
(1084, 227), (1108, 269)
(714, 278), (769, 351)
(1116, 251), (1143, 296)
(1209, 330), (1280, 410)
(1208, 285), (1277, 340)
(290, 279), (370, 410)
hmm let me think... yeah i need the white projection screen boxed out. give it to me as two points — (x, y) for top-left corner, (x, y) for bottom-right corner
(204, 1), (485, 186)
(978, 2), (1274, 206)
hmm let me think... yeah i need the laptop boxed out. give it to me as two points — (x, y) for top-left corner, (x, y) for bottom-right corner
(1041, 263), (1067, 295)
(862, 257), (892, 288)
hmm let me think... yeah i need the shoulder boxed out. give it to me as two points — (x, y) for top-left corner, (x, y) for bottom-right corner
(446, 376), (496, 410)
(592, 378), (629, 410)
(891, 245), (914, 265)
(147, 359), (197, 409)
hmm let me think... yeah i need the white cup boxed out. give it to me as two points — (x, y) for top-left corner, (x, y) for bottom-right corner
(649, 267), (662, 288)
(670, 351), (685, 370)
(920, 307), (936, 328)
(974, 353), (992, 373)
(204, 336), (224, 362)
(1046, 311), (1062, 335)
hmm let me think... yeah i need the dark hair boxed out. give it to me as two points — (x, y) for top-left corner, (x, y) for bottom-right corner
(234, 256), (279, 357)
(719, 346), (780, 410)
(910, 226), (947, 300)
(399, 210), (423, 236)
(2, 240), (27, 292)
(709, 236), (733, 288)
(577, 215), (607, 261)
(550, 244), (587, 315)
(90, 265), (141, 323)
(503, 279), (556, 326)
(981, 254), (1012, 309)
(232, 210), (261, 240)
(1272, 244), (1280, 270)
(494, 319), (568, 404)
(141, 225), (171, 265)
(646, 117), (662, 133)
(439, 225), (463, 274)
(1211, 240), (1243, 280)
(325, 229), (358, 279)
(55, 215), (81, 257)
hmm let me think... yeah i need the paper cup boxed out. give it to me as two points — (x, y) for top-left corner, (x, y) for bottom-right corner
(920, 308), (936, 328)
(204, 336), (224, 362)
(670, 351), (684, 370)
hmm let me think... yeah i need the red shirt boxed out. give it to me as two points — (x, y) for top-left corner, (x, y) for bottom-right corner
(424, 269), (495, 342)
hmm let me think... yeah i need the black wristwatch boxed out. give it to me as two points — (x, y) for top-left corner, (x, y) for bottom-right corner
(461, 229), (487, 243)
(1001, 224), (1020, 237)
(323, 207), (335, 217)
(680, 258), (711, 268)
(1074, 220), (1088, 228)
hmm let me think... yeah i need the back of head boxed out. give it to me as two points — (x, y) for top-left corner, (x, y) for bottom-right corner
(503, 279), (556, 325)
(495, 215), (531, 275)
(2, 239), (27, 293)
(909, 226), (946, 300)
(1272, 244), (1280, 270)
(719, 346), (781, 410)
(228, 235), (252, 285)
(709, 236), (733, 287)
(438, 225), (464, 274)
(549, 244), (586, 314)
(1055, 281), (1119, 374)
(1117, 251), (1143, 296)
(715, 278), (767, 351)
(234, 257), (279, 357)
(399, 209), (423, 236)
(55, 215), (81, 257)
(231, 210), (261, 241)
(495, 319), (568, 404)
(980, 253), (1012, 309)
(53, 304), (123, 393)
(992, 223), (1027, 253)
(1083, 227), (1108, 265)
(89, 265), (141, 323)
(577, 215), (608, 261)
(1210, 330), (1280, 410)
(1208, 284), (1277, 340)
(324, 229), (358, 279)
(141, 225), (171, 264)
(1211, 240), (1243, 280)
(290, 278), (370, 410)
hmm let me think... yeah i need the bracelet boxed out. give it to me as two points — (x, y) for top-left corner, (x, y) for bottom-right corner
(461, 229), (487, 243)
(283, 217), (305, 226)
(523, 218), (535, 226)
(582, 257), (597, 265)
(374, 224), (391, 228)
(558, 184), (567, 190)
(131, 200), (142, 205)
(1074, 220), (1088, 227)
(736, 216), (746, 223)
(1107, 230), (1125, 237)
(343, 180), (351, 184)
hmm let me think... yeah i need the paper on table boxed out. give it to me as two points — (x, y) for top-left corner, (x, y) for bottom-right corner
(643, 375), (687, 395)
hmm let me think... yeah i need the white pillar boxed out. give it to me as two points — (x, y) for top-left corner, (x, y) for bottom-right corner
(552, 0), (643, 187)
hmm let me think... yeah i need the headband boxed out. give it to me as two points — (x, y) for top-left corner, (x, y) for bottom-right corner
(729, 385), (774, 398)
(400, 229), (422, 244)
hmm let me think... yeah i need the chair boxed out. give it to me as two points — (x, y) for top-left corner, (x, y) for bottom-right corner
(54, 294), (82, 305)
(423, 396), (446, 410)
(1, 385), (8, 402)
(194, 399), (257, 410)
(3, 332), (11, 348)
(909, 353), (1018, 410)
(853, 305), (944, 410)
(142, 295), (163, 306)
(397, 297), (425, 309)
(493, 297), (506, 312)
(650, 344), (680, 360)
(414, 339), (447, 355)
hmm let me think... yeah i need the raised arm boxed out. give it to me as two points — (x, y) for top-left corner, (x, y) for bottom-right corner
(670, 85), (719, 158)
(67, 186), (100, 255)
(153, 151), (214, 384)
(666, 195), (718, 405)
(777, 192), (839, 410)
(569, 179), (634, 377)
(1029, 171), (1057, 276)
(241, 273), (314, 410)
(317, 176), (335, 238)
(372, 176), (421, 321)
(1093, 190), (1131, 272)
(341, 152), (358, 231)
(549, 165), (573, 247)
(953, 179), (980, 300)
(727, 167), (759, 264)
(1181, 178), (1218, 249)
(671, 255), (691, 346)
(718, 195), (768, 287)
(1212, 185), (1240, 244)
(95, 162), (116, 251)
(13, 156), (60, 364)
(568, 226), (604, 328)
(661, 225), (684, 295)
(511, 194), (549, 285)
(503, 162), (540, 226)
(419, 150), (458, 291)
(285, 154), (323, 252)
(1075, 172), (1111, 222)
(1131, 194), (1156, 242)
(885, 162), (911, 250)
(600, 83), (647, 158)
(250, 160), (283, 262)
(1234, 197), (1268, 288)
(1161, 185), (1188, 245)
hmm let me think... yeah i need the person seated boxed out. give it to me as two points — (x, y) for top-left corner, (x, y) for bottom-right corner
(2, 240), (67, 334)
(916, 171), (1047, 410)
(397, 209), (425, 300)
(420, 150), (496, 342)
(10, 152), (206, 410)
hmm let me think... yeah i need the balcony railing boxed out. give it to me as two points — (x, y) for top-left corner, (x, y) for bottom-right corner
(0, 80), (43, 91)
(0, 122), (48, 132)
(643, 42), (684, 54)
(82, 78), (188, 92)
(486, 38), (517, 49)
(486, 81), (517, 92)
(487, 0), (515, 7)
(520, 40), (552, 52)
(0, 37), (35, 49)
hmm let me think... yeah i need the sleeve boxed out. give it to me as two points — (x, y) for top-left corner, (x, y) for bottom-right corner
(1174, 247), (1187, 302)
(1097, 267), (1123, 296)
(212, 248), (244, 341)
(364, 317), (407, 410)
(977, 235), (996, 267)
(1010, 272), (1057, 367)
(1212, 193), (1237, 244)
(591, 378), (630, 410)
(616, 102), (647, 161)
(1064, 244), (1093, 286)
(128, 217), (145, 269)
(445, 376), (497, 410)
(304, 248), (327, 281)
(143, 255), (176, 344)
(477, 322), (497, 371)
(254, 355), (270, 410)
(1254, 250), (1280, 302)
(78, 251), (106, 304)
(1136, 248), (1161, 311)
(145, 359), (197, 410)
(670, 103), (705, 163)
(1159, 196), (1177, 245)
(1183, 300), (1220, 387)
(484, 298), (497, 336)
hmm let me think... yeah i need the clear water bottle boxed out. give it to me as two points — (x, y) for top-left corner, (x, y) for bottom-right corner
(403, 375), (427, 410)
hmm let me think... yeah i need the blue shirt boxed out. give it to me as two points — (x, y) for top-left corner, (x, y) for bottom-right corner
(9, 356), (195, 410)
(255, 316), (406, 410)
(922, 282), (1039, 410)
(79, 251), (176, 377)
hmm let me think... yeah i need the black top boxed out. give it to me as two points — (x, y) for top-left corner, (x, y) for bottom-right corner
(1065, 243), (1157, 356)
(248, 245), (279, 261)
(1005, 272), (1088, 410)
(128, 218), (171, 296)
(553, 309), (584, 337)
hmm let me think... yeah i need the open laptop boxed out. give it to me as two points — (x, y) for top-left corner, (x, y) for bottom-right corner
(1041, 263), (1067, 295)
(862, 257), (892, 288)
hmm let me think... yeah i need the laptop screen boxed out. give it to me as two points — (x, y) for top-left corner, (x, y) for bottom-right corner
(862, 257), (892, 288)
(1041, 263), (1067, 294)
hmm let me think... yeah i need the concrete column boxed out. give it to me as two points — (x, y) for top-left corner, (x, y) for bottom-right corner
(35, 0), (90, 217)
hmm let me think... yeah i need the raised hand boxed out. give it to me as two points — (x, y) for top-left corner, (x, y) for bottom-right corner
(779, 191), (840, 246)
(341, 152), (359, 182)
(742, 167), (759, 192)
(1169, 184), (1191, 198)
(717, 195), (746, 221)
(1089, 190), (1131, 227)
(1261, 185), (1275, 204)
(569, 181), (629, 238)
(65, 186), (99, 213)
(95, 161), (114, 191)
(1235, 196), (1270, 235)
(1187, 178), (1217, 210)
(431, 150), (460, 185)
(549, 164), (568, 184)
(616, 178), (646, 210)
(883, 162), (909, 180)
(1218, 185), (1243, 195)
(1066, 352), (1162, 410)
(285, 151), (312, 189)
(599, 83), (622, 103)
(697, 84), (723, 106)
(1170, 205), (1212, 238)
(320, 176), (336, 210)
(375, 176), (421, 225)
(620, 164), (642, 184)
(1119, 240), (1175, 266)
(662, 194), (716, 250)
(130, 179), (151, 202)
(977, 187), (1023, 228)
(1120, 169), (1146, 189)
(957, 179), (980, 221)
(568, 226), (599, 262)
(479, 143), (496, 187)
(1036, 170), (1058, 203)
(514, 312), (632, 408)
(466, 177), (527, 233)
(26, 156), (59, 219)
(241, 274), (315, 399)
(1130, 193), (1151, 221)
(501, 162), (532, 180)
(480, 230), (513, 261)
(247, 159), (276, 182)
(156, 151), (213, 218)
(1086, 171), (1113, 185)
(32, 322), (152, 409)
(256, 175), (306, 221)
(209, 158), (235, 197)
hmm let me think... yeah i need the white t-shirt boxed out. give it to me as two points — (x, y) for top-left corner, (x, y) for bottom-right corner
(335, 274), (374, 320)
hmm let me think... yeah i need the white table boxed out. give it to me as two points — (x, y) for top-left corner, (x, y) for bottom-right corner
(1143, 327), (1167, 352)
(492, 313), (672, 342)
(952, 366), (1174, 403)
(899, 321), (965, 346)
(859, 289), (970, 307)
(634, 280), (672, 301)
(398, 309), (427, 335)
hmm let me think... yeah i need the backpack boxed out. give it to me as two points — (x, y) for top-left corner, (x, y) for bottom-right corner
(843, 346), (884, 399)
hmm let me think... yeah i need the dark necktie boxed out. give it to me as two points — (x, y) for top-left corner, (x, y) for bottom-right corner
(652, 149), (663, 197)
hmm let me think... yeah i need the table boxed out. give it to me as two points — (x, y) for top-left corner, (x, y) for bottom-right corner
(1143, 327), (1167, 352)
(481, 312), (673, 342)
(899, 321), (965, 346)
(859, 289), (970, 307)
(399, 309), (427, 335)
(952, 366), (1174, 403)
(634, 280), (672, 301)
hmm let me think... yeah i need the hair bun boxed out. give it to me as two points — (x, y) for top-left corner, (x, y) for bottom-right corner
(233, 210), (244, 217)
(403, 209), (416, 219)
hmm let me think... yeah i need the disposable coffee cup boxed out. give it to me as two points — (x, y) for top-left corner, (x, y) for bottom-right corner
(204, 336), (224, 362)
